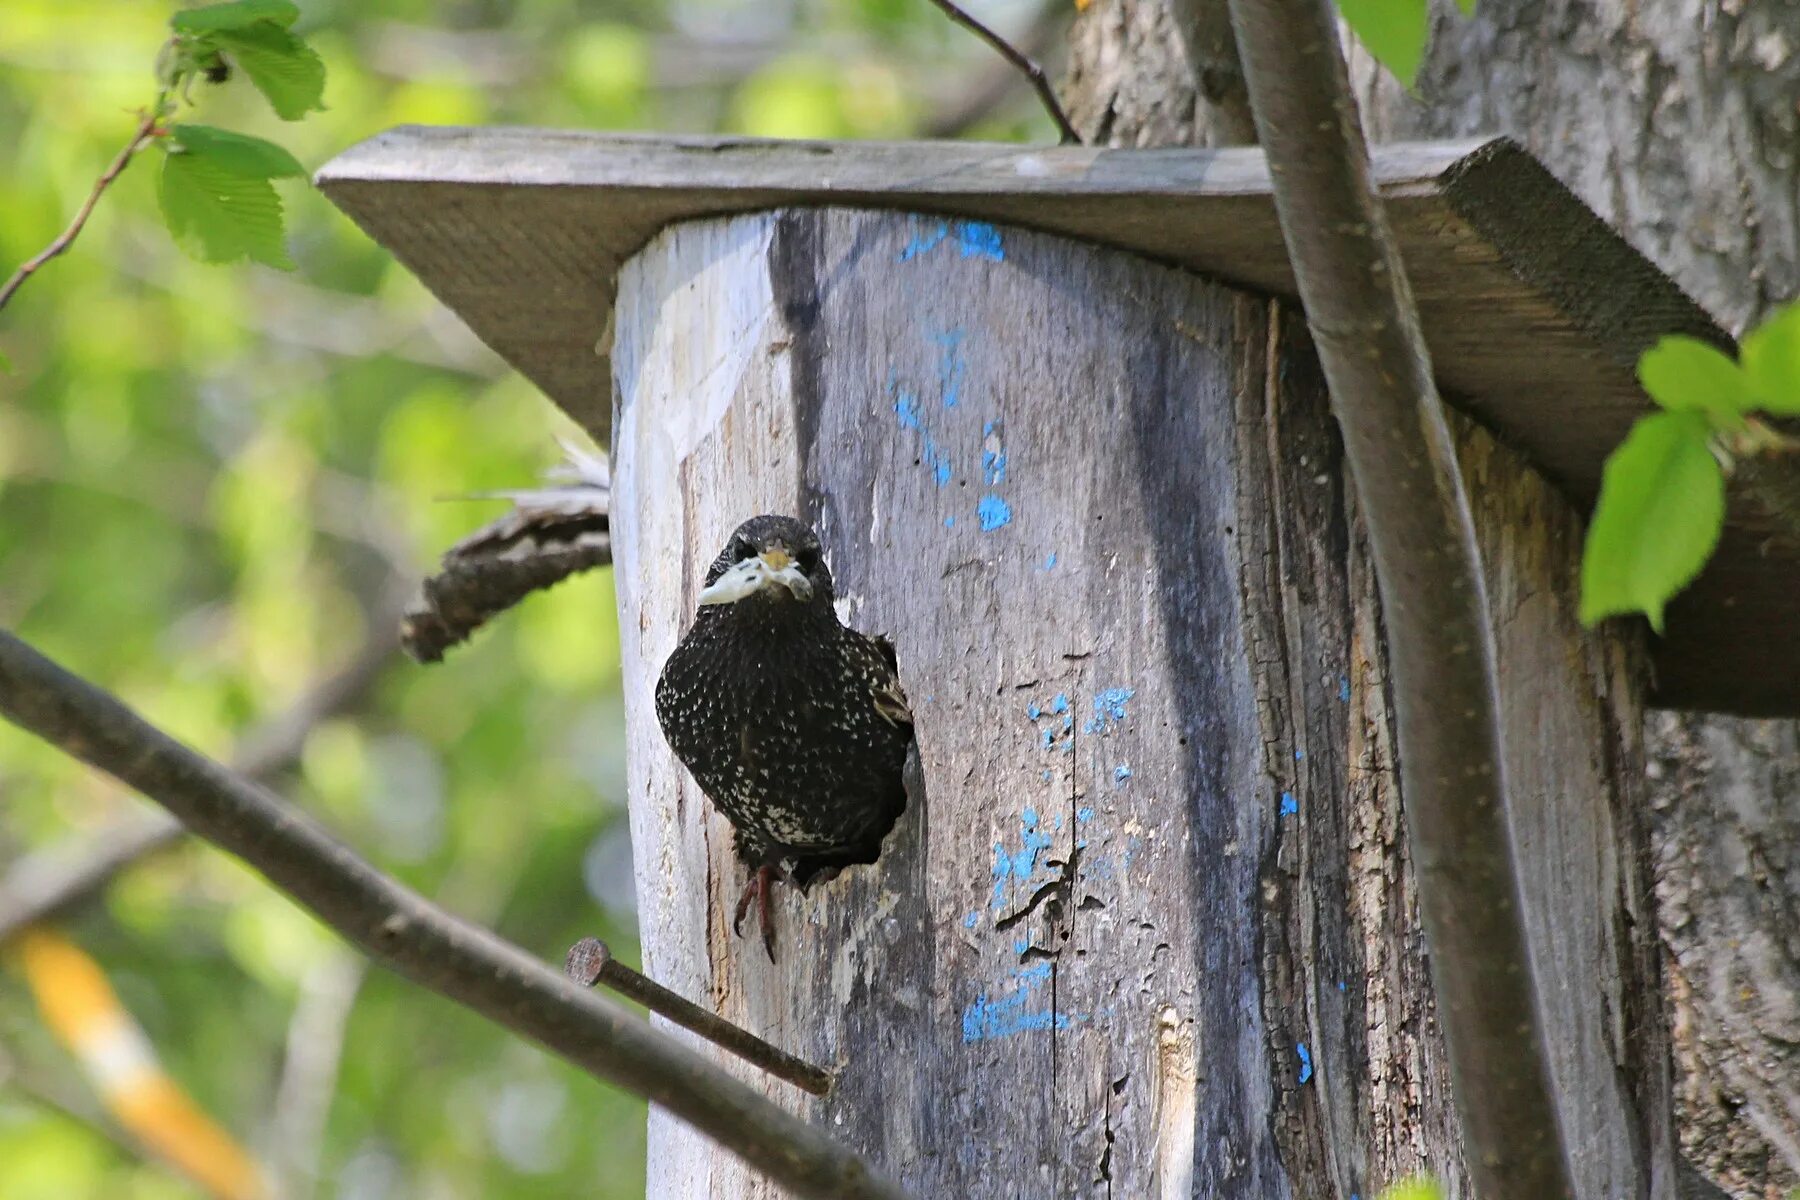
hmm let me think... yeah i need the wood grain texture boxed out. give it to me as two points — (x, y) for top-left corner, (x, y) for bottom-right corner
(315, 127), (1797, 715)
(611, 209), (1672, 1197)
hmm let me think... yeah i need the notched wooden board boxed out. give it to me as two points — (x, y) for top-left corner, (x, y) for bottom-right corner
(315, 128), (1796, 714)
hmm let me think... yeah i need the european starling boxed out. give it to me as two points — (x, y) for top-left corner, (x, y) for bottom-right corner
(655, 515), (912, 960)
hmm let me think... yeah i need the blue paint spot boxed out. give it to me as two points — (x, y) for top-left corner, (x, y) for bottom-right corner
(1041, 729), (1055, 750)
(961, 964), (1093, 1043)
(899, 220), (948, 261)
(963, 911), (980, 929)
(944, 515), (955, 528)
(983, 420), (994, 436)
(893, 389), (923, 430)
(991, 809), (1055, 908)
(1088, 687), (1135, 734)
(1042, 769), (1052, 781)
(1114, 765), (1133, 783)
(1280, 792), (1298, 816)
(1294, 749), (1306, 761)
(898, 219), (1004, 264)
(1013, 940), (1030, 956)
(977, 494), (1012, 531)
(1338, 675), (1351, 702)
(1051, 694), (1069, 714)
(1337, 980), (1347, 993)
(935, 460), (953, 486)
(933, 329), (966, 408)
(954, 221), (1005, 261)
(1297, 1042), (1314, 1084)
(981, 449), (1008, 485)
(1061, 712), (1073, 732)
(1042, 551), (1057, 570)
(1076, 806), (1095, 823)
(1027, 702), (1042, 719)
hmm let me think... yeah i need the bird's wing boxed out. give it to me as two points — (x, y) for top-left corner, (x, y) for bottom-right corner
(867, 635), (913, 729)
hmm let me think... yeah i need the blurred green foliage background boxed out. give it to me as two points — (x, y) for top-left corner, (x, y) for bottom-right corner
(0, 0), (1055, 1195)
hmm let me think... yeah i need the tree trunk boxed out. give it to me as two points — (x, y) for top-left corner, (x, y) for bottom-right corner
(610, 205), (1671, 1195)
(1339, 4), (1800, 1194)
(1069, 0), (1800, 1192)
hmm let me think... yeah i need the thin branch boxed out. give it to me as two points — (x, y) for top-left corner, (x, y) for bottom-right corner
(565, 936), (831, 1097)
(921, 0), (1066, 139)
(1224, 1), (1575, 1195)
(0, 629), (913, 1200)
(268, 949), (367, 1200)
(0, 602), (401, 943)
(0, 109), (162, 316)
(922, 0), (1080, 144)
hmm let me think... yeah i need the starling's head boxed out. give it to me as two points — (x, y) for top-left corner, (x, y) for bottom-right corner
(697, 515), (833, 611)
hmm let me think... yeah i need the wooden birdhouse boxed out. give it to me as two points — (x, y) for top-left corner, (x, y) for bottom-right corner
(317, 129), (1796, 1198)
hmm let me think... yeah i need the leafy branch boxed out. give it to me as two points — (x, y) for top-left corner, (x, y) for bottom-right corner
(1580, 300), (1800, 630)
(0, 0), (324, 319)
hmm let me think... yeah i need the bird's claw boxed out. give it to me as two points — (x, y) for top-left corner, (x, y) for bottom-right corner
(732, 864), (781, 962)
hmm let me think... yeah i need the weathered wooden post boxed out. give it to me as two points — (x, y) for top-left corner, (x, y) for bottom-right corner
(319, 131), (1799, 1197)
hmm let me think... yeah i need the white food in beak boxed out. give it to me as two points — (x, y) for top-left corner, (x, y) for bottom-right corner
(697, 553), (814, 606)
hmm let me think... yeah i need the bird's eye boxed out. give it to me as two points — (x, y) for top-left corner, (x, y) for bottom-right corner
(729, 537), (755, 562)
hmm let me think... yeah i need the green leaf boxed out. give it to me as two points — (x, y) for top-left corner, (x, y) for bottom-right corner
(1637, 335), (1755, 427)
(166, 124), (305, 178)
(170, 0), (298, 34)
(159, 137), (296, 269)
(1580, 410), (1725, 633)
(1336, 0), (1429, 87)
(1740, 300), (1800, 416)
(211, 22), (327, 120)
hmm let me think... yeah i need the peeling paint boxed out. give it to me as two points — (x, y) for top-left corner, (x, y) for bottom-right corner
(1084, 686), (1136, 734)
(1297, 1042), (1314, 1084)
(1114, 765), (1133, 783)
(1280, 792), (1298, 816)
(990, 809), (1054, 908)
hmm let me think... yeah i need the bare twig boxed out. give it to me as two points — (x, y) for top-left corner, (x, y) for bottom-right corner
(1224, 0), (1575, 1194)
(0, 629), (913, 1200)
(565, 936), (831, 1097)
(0, 603), (401, 943)
(0, 109), (162, 316)
(921, 0), (1066, 139)
(922, 0), (1080, 144)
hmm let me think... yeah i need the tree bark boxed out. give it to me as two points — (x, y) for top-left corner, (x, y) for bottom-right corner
(610, 207), (1672, 1195)
(1069, 0), (1800, 1191)
(1338, 3), (1800, 1194)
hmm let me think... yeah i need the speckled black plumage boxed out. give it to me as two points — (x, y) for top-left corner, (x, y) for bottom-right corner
(655, 515), (912, 958)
